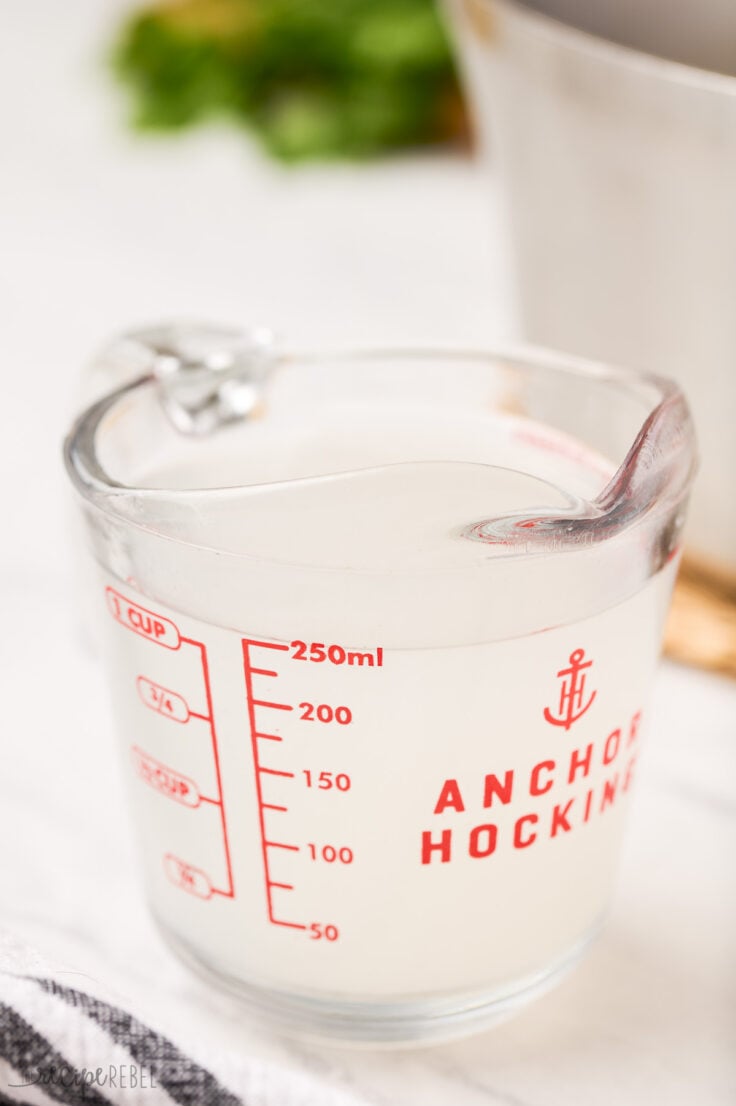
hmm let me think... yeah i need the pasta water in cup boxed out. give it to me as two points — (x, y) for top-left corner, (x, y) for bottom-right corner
(65, 325), (696, 1044)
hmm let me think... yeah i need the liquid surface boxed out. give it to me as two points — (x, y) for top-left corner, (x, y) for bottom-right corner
(132, 403), (614, 570)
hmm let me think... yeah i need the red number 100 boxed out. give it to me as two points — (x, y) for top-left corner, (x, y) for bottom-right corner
(307, 844), (353, 864)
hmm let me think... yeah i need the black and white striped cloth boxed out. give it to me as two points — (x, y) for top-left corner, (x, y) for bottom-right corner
(0, 934), (369, 1106)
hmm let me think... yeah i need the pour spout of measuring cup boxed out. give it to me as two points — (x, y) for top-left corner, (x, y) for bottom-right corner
(465, 385), (696, 556)
(99, 321), (278, 435)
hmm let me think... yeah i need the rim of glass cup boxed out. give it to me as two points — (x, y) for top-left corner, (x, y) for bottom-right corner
(467, 0), (736, 97)
(64, 344), (697, 572)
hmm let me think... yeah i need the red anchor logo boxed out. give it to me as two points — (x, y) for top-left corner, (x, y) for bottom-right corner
(543, 648), (596, 730)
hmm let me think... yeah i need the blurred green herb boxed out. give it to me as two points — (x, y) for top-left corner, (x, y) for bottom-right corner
(113, 0), (465, 162)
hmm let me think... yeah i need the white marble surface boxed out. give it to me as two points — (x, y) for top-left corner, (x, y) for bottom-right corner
(2, 2), (736, 1103)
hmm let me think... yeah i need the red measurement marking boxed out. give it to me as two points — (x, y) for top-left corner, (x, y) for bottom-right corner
(164, 855), (212, 899)
(181, 635), (234, 900)
(108, 584), (234, 901)
(137, 676), (190, 723)
(132, 746), (201, 808)
(250, 668), (278, 677)
(243, 638), (306, 931)
(106, 588), (180, 649)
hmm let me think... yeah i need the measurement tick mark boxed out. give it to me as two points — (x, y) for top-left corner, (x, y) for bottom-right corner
(178, 635), (234, 899)
(244, 636), (306, 931)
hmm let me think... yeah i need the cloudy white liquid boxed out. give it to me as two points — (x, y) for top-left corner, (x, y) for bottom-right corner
(97, 400), (674, 1006)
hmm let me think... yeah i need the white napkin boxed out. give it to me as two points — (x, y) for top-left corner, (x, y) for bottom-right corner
(0, 932), (371, 1106)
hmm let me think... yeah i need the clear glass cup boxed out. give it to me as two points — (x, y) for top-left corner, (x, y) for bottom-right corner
(64, 327), (696, 1044)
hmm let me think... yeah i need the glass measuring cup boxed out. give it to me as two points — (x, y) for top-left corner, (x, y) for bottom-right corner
(64, 326), (696, 1044)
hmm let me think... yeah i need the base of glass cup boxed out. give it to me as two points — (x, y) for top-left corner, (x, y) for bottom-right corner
(154, 915), (602, 1046)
